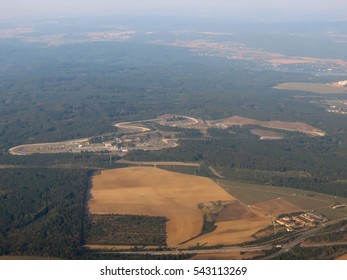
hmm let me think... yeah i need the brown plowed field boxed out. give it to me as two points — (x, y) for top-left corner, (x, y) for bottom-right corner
(251, 198), (302, 218)
(89, 167), (235, 247)
(215, 200), (258, 222)
(335, 254), (347, 260)
(185, 218), (271, 247)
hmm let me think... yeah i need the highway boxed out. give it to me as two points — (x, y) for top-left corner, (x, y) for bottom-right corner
(89, 244), (274, 256)
(262, 217), (347, 259)
(90, 217), (347, 259)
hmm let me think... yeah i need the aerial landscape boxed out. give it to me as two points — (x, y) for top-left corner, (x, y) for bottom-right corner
(1, 0), (347, 261)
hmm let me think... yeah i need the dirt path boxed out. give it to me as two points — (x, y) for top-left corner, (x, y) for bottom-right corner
(209, 166), (226, 179)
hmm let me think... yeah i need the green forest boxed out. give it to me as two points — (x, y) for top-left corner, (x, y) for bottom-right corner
(0, 168), (90, 259)
(1, 35), (347, 259)
(87, 214), (167, 246)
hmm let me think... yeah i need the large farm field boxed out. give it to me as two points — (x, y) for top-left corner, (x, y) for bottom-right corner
(88, 166), (347, 249)
(336, 254), (347, 260)
(184, 217), (271, 247)
(89, 167), (236, 247)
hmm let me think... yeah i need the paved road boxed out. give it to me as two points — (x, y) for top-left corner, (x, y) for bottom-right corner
(89, 218), (347, 258)
(90, 244), (274, 256)
(301, 241), (347, 247)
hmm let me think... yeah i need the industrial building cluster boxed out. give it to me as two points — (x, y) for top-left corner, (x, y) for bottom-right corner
(276, 212), (323, 231)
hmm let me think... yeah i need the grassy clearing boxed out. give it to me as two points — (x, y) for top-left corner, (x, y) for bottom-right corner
(217, 179), (347, 220)
(216, 167), (312, 184)
(312, 207), (347, 220)
(158, 165), (210, 177)
(283, 195), (331, 210)
(218, 180), (283, 205)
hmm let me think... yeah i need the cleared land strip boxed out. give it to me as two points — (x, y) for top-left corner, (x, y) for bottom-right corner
(0, 165), (16, 169)
(208, 166), (226, 179)
(218, 181), (336, 206)
(210, 116), (326, 137)
(116, 159), (201, 167)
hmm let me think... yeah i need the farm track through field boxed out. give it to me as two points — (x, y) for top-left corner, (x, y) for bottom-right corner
(208, 166), (226, 179)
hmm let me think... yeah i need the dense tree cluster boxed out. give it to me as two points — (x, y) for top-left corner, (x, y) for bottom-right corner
(0, 168), (90, 259)
(87, 214), (167, 246)
(0, 152), (122, 168)
(1, 39), (347, 259)
(274, 245), (347, 260)
(126, 132), (347, 197)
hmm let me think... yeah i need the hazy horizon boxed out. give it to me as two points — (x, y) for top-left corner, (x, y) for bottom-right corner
(1, 0), (347, 22)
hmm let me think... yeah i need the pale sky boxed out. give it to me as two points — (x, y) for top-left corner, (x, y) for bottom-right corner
(1, 0), (347, 21)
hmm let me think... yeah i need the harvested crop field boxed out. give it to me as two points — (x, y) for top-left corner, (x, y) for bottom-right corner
(89, 167), (235, 247)
(251, 198), (302, 218)
(215, 200), (258, 222)
(335, 254), (347, 260)
(185, 218), (271, 247)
